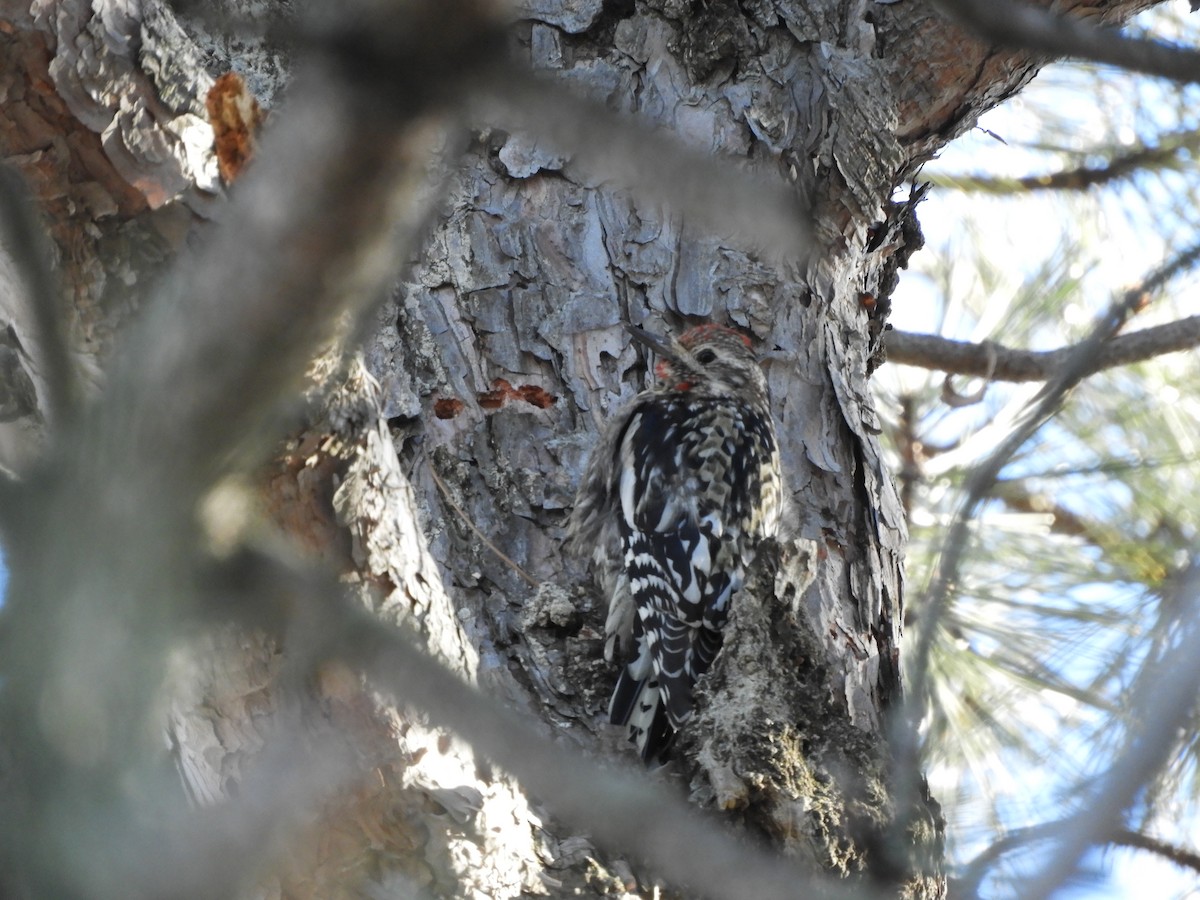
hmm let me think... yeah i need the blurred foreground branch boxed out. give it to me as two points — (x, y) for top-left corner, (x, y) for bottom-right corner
(0, 167), (76, 424)
(933, 0), (1200, 82)
(1016, 562), (1200, 899)
(303, 575), (845, 900)
(473, 71), (813, 262)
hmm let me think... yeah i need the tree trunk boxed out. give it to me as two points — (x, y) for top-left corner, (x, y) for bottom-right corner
(0, 0), (1161, 898)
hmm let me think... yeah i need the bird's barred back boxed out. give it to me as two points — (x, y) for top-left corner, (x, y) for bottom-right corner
(569, 323), (783, 763)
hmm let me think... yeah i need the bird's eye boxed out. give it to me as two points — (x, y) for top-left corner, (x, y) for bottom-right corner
(695, 349), (717, 365)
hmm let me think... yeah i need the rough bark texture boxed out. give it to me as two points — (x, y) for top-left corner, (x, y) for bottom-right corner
(0, 0), (1162, 898)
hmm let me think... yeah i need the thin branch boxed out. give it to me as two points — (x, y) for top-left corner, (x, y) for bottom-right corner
(957, 816), (1200, 898)
(425, 457), (539, 587)
(1111, 830), (1200, 875)
(929, 128), (1200, 194)
(931, 0), (1200, 83)
(992, 481), (1108, 542)
(0, 165), (77, 425)
(956, 819), (1062, 897)
(999, 452), (1198, 480)
(886, 314), (1200, 380)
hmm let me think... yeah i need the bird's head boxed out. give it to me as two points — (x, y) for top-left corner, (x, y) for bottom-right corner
(626, 323), (768, 401)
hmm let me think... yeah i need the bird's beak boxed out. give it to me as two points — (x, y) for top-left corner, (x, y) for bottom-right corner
(624, 324), (678, 362)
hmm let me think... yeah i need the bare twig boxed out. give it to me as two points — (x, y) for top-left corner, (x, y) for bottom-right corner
(931, 0), (1200, 83)
(956, 819), (1064, 897)
(940, 341), (995, 405)
(425, 457), (539, 587)
(992, 481), (1110, 543)
(1112, 829), (1200, 875)
(889, 235), (1200, 387)
(929, 127), (1200, 194)
(958, 814), (1200, 898)
(886, 314), (1200, 381)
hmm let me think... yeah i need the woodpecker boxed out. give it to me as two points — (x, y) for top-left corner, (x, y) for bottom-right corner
(569, 323), (783, 763)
